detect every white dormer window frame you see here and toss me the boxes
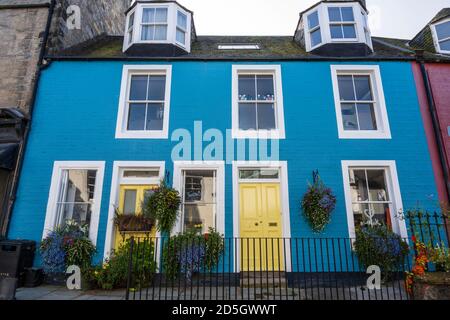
[123,2,192,53]
[303,2,372,52]
[431,18,450,55]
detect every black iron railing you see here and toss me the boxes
[124,211,449,301]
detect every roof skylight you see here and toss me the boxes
[218,44,260,50]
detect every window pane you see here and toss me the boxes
[155,8,168,23]
[123,170,159,178]
[308,11,319,29]
[311,28,322,47]
[176,29,186,44]
[129,12,135,28]
[146,103,164,130]
[154,25,167,40]
[370,203,390,225]
[338,75,355,100]
[141,25,154,40]
[342,25,356,38]
[328,7,341,22]
[177,11,187,29]
[354,75,372,101]
[60,203,92,227]
[349,169,369,202]
[238,75,256,101]
[256,75,274,101]
[440,39,450,51]
[330,25,344,39]
[123,190,137,215]
[130,75,148,100]
[128,103,146,130]
[341,103,358,130]
[435,21,450,40]
[142,8,155,23]
[147,75,166,100]
[257,103,276,130]
[352,203,370,227]
[366,170,389,201]
[238,103,257,130]
[57,169,97,227]
[341,7,354,22]
[239,169,279,179]
[357,103,377,130]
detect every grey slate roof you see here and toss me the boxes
[409,8,450,55]
[52,34,428,61]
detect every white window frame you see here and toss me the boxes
[232,161,291,272]
[139,6,169,42]
[302,2,372,52]
[43,161,105,245]
[103,161,165,260]
[232,65,286,139]
[172,161,225,236]
[116,65,172,139]
[327,5,358,42]
[431,18,450,55]
[330,65,391,139]
[176,10,188,46]
[341,160,408,240]
[123,2,191,53]
[307,10,322,50]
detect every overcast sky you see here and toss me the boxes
[178,0,450,39]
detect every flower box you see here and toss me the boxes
[412,273,450,300]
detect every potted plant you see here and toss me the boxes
[406,237,450,300]
[354,224,409,282]
[114,209,155,233]
[301,172,336,233]
[143,178,181,234]
[40,221,96,288]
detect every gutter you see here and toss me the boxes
[416,50,450,203]
[3,0,56,237]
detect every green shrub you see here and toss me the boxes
[90,239,157,290]
[162,228,225,281]
[354,225,409,278]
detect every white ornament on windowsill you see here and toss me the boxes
[361,208,381,227]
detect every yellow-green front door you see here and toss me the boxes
[239,183,283,271]
[114,185,157,250]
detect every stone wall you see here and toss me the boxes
[48,0,130,53]
[0,4,50,113]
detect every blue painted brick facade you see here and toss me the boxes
[7,60,439,264]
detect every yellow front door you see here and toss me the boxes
[239,183,283,271]
[114,185,157,250]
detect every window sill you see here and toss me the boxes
[232,129,285,140]
[116,130,169,139]
[338,130,391,140]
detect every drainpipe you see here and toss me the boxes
[3,0,56,237]
[415,50,450,204]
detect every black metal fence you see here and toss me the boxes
[124,211,449,301]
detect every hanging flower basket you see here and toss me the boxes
[301,172,336,233]
[114,212,154,233]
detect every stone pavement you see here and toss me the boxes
[15,285,126,300]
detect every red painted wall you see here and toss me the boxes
[412,62,450,203]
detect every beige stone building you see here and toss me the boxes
[0,0,130,237]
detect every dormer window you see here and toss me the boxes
[301,1,372,53]
[432,18,450,54]
[123,1,193,54]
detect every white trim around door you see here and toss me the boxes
[232,161,291,272]
[103,161,165,260]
